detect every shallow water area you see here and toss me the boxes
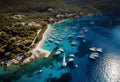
[0,13,120,82]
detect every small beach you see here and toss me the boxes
[0,14,120,82]
[30,24,51,58]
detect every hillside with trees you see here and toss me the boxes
[0,0,99,66]
[62,0,120,14]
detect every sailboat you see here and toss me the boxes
[62,53,67,67]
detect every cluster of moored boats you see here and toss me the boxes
[89,47,103,60]
[46,28,69,46]
[48,26,103,69]
[62,53,77,68]
[54,47,77,67]
[54,48,64,56]
[68,54,75,62]
[47,27,88,47]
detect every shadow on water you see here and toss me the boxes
[75,41,92,57]
[46,72,72,82]
[67,62,76,70]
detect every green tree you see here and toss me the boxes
[10,53,16,59]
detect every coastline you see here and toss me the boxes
[0,12,119,82]
[31,24,51,58]
[0,18,73,67]
[20,19,69,65]
[21,24,52,65]
[0,13,93,67]
[53,19,70,25]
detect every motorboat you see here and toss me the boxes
[68,58,74,62]
[69,54,75,58]
[96,48,103,53]
[55,41,60,45]
[54,48,64,56]
[89,52,99,60]
[58,38,63,41]
[78,35,85,38]
[89,47,103,53]
[58,48,64,53]
[89,47,96,52]
[71,41,77,46]
[54,50,61,55]
[48,38,54,42]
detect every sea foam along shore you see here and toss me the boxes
[21,24,51,65]
[53,19,70,25]
[31,24,51,58]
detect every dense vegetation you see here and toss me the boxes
[0,0,99,65]
[62,0,120,14]
[0,14,40,59]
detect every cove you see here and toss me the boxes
[0,13,120,82]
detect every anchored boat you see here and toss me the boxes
[62,53,67,67]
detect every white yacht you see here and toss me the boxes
[89,47,96,52]
[51,36,56,39]
[54,48,64,56]
[89,52,99,60]
[69,54,75,58]
[78,35,85,38]
[58,48,64,53]
[89,47,103,53]
[71,41,77,46]
[58,38,63,41]
[68,58,74,62]
[48,38,54,42]
[55,41,60,45]
[55,50,61,55]
[96,48,103,53]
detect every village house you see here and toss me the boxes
[28,22,42,27]
[56,13,64,18]
[48,17,55,23]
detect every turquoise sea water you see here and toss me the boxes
[0,13,120,82]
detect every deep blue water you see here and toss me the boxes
[0,13,120,82]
